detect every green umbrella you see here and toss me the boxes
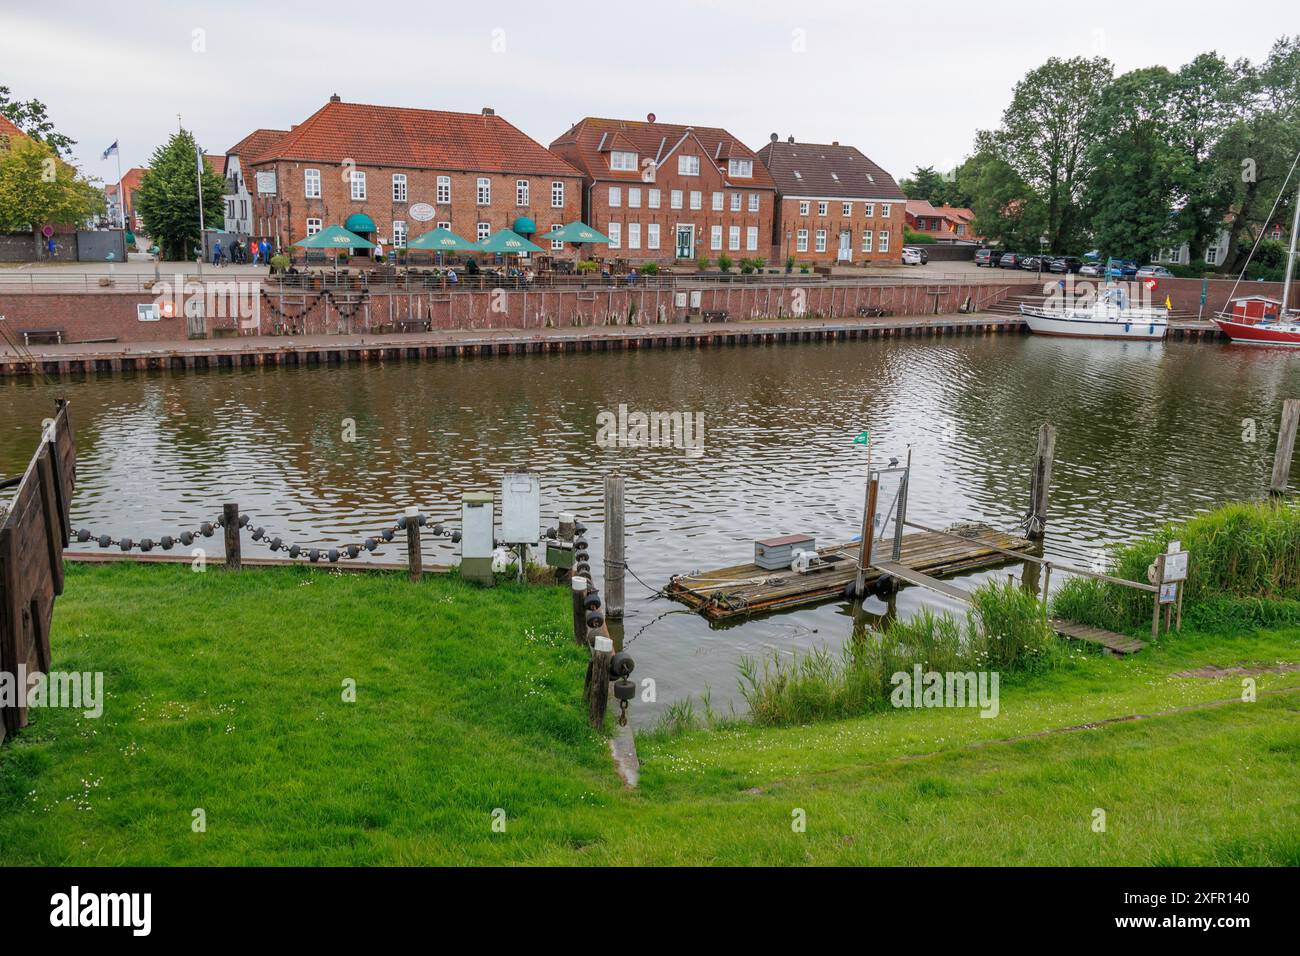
[406,226,479,252]
[478,228,543,254]
[544,221,610,244]
[293,224,374,250]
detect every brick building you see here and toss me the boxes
[241,95,584,258]
[549,116,777,264]
[904,200,979,242]
[755,137,906,265]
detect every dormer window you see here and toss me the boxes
[678,154,700,176]
[610,150,638,171]
[727,158,752,177]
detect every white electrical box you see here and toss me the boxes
[689,290,702,308]
[500,470,540,545]
[674,292,687,308]
[461,492,495,559]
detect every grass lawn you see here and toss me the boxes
[1,562,1297,865]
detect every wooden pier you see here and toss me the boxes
[1051,618,1147,655]
[666,524,1032,622]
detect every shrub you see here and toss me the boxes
[640,262,660,275]
[785,255,795,272]
[717,253,733,272]
[576,260,598,273]
[269,254,289,274]
[696,255,710,271]
[903,228,936,244]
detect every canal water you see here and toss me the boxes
[3,335,1296,723]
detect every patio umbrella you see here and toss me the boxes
[406,226,480,265]
[542,221,610,270]
[292,224,374,269]
[478,228,544,256]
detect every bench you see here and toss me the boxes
[397,320,431,334]
[702,310,729,323]
[856,306,893,318]
[23,329,64,346]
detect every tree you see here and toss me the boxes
[0,87,76,157]
[0,135,103,231]
[1084,67,1192,260]
[961,141,1046,249]
[992,56,1113,253]
[135,130,226,260]
[900,164,973,209]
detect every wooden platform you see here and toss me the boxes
[1051,618,1147,655]
[666,524,1032,622]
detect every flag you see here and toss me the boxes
[1165,295,1173,310]
[101,141,118,160]
[853,430,870,446]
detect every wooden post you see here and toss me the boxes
[854,475,879,597]
[570,576,588,646]
[556,511,575,584]
[222,502,241,571]
[604,474,625,620]
[586,634,613,727]
[405,507,422,582]
[1040,561,1052,620]
[1027,423,1056,541]
[1269,399,1299,495]
[1150,552,1166,642]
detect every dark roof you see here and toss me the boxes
[247,100,579,177]
[550,117,777,189]
[755,140,905,200]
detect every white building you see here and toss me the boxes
[223,128,286,237]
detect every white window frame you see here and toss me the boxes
[306,217,322,237]
[516,179,529,207]
[627,222,641,250]
[878,230,890,252]
[610,150,637,171]
[798,200,810,216]
[677,154,700,176]
[710,225,722,250]
[815,229,827,252]
[305,168,321,198]
[436,220,451,231]
[437,176,451,205]
[628,187,641,208]
[648,188,661,209]
[817,201,828,217]
[863,203,874,217]
[476,178,491,206]
[796,229,808,252]
[728,225,740,251]
[727,158,753,177]
[730,192,741,212]
[842,202,853,217]
[689,190,702,210]
[647,223,660,250]
[551,180,565,208]
[862,230,873,253]
[350,169,366,201]
[881,203,891,218]
[712,191,723,211]
[609,186,622,208]
[551,225,565,251]
[477,222,491,242]
[607,221,621,249]
[670,189,683,209]
[746,226,758,251]
[392,220,407,248]
[748,193,760,213]
[392,173,408,203]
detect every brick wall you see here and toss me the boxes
[248,161,584,257]
[0,291,183,343]
[773,197,905,265]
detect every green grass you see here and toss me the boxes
[1,562,1298,865]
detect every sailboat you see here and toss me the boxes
[1214,159,1300,347]
[1019,284,1168,340]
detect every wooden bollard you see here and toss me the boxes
[586,634,613,727]
[1027,423,1057,541]
[556,511,575,584]
[405,506,422,582]
[222,502,241,571]
[1270,399,1299,495]
[604,474,625,619]
[570,576,588,646]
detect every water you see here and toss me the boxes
[3,336,1296,723]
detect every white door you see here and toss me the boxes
[838,230,852,262]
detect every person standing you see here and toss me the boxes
[212,239,223,267]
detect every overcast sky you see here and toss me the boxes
[1,0,1290,186]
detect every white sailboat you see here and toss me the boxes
[1019,286,1169,340]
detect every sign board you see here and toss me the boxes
[41,225,54,238]
[500,470,540,545]
[1163,549,1188,582]
[255,171,277,195]
[1160,582,1179,605]
[409,202,436,222]
[136,303,160,322]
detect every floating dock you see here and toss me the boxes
[666,524,1033,622]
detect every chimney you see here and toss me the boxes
[482,107,495,116]
[832,140,839,146]
[329,93,341,103]
[787,135,794,143]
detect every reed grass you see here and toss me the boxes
[1053,499,1300,633]
[738,580,1059,725]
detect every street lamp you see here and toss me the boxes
[1037,234,1049,280]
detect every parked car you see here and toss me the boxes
[974,248,1003,267]
[1049,256,1084,274]
[1105,258,1139,278]
[1078,261,1104,277]
[998,252,1025,269]
[903,245,929,265]
[1020,255,1055,271]
[1136,264,1174,279]
[901,247,924,265]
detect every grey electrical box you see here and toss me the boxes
[500,470,540,545]
[754,534,816,570]
[461,491,495,585]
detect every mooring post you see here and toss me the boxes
[1150,552,1166,642]
[1027,422,1057,541]
[222,502,241,571]
[556,511,575,584]
[855,475,880,597]
[586,634,613,727]
[570,575,588,646]
[1269,399,1299,495]
[604,473,625,620]
[405,506,422,583]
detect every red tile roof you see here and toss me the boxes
[204,154,226,176]
[755,140,905,200]
[550,116,777,189]
[0,113,27,146]
[226,128,287,160]
[249,100,579,177]
[905,199,940,218]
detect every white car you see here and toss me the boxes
[901,247,923,265]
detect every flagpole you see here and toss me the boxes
[115,147,124,230]
[194,135,205,280]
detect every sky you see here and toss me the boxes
[1,0,1292,187]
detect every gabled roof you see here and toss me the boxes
[906,199,940,218]
[550,117,777,188]
[226,128,287,160]
[204,154,226,176]
[933,205,974,222]
[755,140,905,200]
[0,114,28,147]
[248,99,579,177]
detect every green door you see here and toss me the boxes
[675,224,694,259]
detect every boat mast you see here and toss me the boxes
[1283,176,1300,314]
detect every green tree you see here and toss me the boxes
[0,87,77,156]
[961,141,1046,249]
[0,135,103,231]
[136,130,226,260]
[991,56,1113,252]
[900,164,973,209]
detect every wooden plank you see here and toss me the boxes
[873,560,973,603]
[1052,617,1147,655]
